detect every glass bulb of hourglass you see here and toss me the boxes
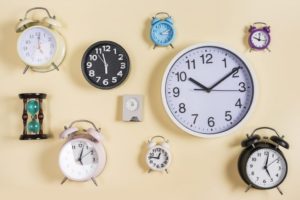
[27,100,39,115]
[27,120,40,133]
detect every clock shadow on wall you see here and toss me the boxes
[0,20,23,72]
[147,45,192,137]
[142,18,153,49]
[242,26,250,53]
[39,142,62,182]
[68,44,95,89]
[225,135,250,190]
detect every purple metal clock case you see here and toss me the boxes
[248,22,271,51]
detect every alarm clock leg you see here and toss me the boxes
[170,44,174,48]
[61,177,68,185]
[23,65,30,74]
[266,48,271,52]
[91,177,98,186]
[245,184,252,192]
[51,63,59,71]
[148,169,152,173]
[276,186,283,195]
[153,45,157,49]
[165,169,169,174]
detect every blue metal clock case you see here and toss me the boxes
[150,13,175,48]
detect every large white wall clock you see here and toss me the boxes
[161,43,256,138]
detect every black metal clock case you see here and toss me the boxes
[238,127,289,193]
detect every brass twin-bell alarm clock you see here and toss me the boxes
[16,7,66,74]
[59,120,106,186]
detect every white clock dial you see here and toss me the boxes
[59,139,100,181]
[250,30,270,48]
[126,98,139,111]
[162,44,255,137]
[246,148,287,189]
[17,26,56,66]
[146,146,171,171]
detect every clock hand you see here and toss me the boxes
[97,54,108,74]
[81,150,93,159]
[149,156,159,159]
[157,153,161,159]
[267,158,279,167]
[188,78,210,92]
[161,30,170,35]
[102,53,109,74]
[194,89,240,92]
[253,36,261,41]
[265,153,269,167]
[264,167,273,179]
[77,144,85,165]
[208,67,240,92]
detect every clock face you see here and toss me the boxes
[59,139,101,181]
[151,22,174,46]
[126,98,139,112]
[146,146,171,171]
[162,44,255,137]
[81,41,130,89]
[246,148,287,189]
[249,30,270,49]
[17,26,56,66]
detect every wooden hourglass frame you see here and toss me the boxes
[19,93,48,140]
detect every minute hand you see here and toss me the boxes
[208,67,240,92]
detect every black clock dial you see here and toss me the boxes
[81,41,130,89]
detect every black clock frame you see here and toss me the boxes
[81,40,130,89]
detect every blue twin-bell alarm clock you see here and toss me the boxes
[150,12,175,49]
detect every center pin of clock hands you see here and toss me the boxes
[190,67,241,93]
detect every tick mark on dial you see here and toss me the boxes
[244,106,247,109]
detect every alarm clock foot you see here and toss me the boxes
[165,169,169,174]
[266,48,271,52]
[61,177,68,185]
[276,186,283,195]
[153,45,157,49]
[91,177,98,186]
[170,44,174,49]
[51,63,59,71]
[23,65,30,74]
[148,169,152,173]
[245,184,252,192]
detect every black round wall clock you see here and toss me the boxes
[81,41,130,89]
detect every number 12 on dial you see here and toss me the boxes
[161,43,256,137]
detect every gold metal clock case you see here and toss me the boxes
[16,7,66,74]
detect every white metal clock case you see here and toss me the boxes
[146,136,172,173]
[238,127,289,195]
[16,7,66,74]
[161,43,256,138]
[59,120,106,186]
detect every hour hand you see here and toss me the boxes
[188,78,210,92]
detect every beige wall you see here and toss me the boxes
[0,0,299,199]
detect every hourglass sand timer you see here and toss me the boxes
[19,93,48,140]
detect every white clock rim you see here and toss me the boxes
[161,42,258,138]
[58,137,107,182]
[17,25,60,68]
[146,145,172,171]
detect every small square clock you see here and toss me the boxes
[122,95,143,122]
